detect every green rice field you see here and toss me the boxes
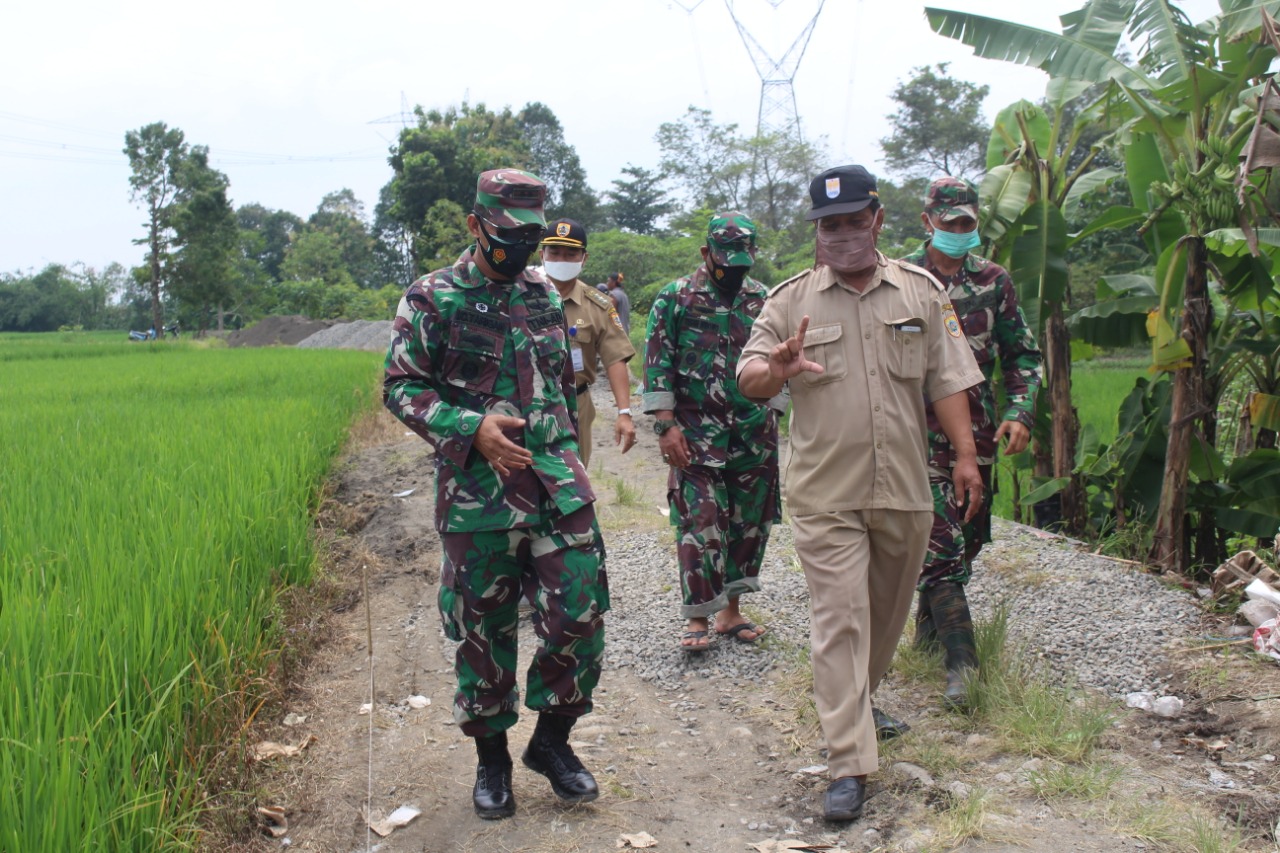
[993,356,1152,521]
[0,334,381,850]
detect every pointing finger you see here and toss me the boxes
[795,315,810,347]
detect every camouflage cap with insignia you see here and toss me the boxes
[925,176,980,222]
[706,210,757,267]
[473,169,547,229]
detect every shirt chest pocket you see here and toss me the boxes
[444,323,504,394]
[801,322,847,386]
[881,317,925,380]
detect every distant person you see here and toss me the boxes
[644,212,784,653]
[539,218,637,466]
[900,176,1043,709]
[608,272,631,335]
[738,164,983,823]
[383,169,606,820]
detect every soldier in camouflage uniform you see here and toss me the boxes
[539,218,637,467]
[643,212,785,653]
[901,176,1043,709]
[384,169,606,820]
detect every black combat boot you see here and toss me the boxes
[925,581,979,709]
[521,712,599,802]
[473,732,515,819]
[913,591,938,651]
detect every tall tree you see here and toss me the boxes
[880,64,991,181]
[656,107,751,213]
[607,165,673,236]
[169,147,239,331]
[310,189,375,288]
[124,122,188,333]
[519,102,602,228]
[656,107,822,245]
[236,203,304,282]
[384,103,529,271]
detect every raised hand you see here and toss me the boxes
[768,315,825,381]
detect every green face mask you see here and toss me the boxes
[931,227,981,259]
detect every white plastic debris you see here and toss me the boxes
[1252,618,1280,661]
[1241,599,1280,628]
[358,703,373,715]
[616,831,658,848]
[1152,696,1184,717]
[392,489,415,498]
[406,695,430,709]
[1245,578,1280,608]
[1125,692,1156,712]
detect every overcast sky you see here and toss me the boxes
[1,0,1221,275]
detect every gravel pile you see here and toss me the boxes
[602,515,1201,698]
[297,319,394,352]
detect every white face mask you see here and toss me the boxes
[543,260,584,282]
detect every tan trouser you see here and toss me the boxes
[791,508,932,778]
[577,391,596,467]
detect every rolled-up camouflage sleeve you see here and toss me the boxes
[383,285,485,466]
[643,282,680,413]
[993,271,1043,428]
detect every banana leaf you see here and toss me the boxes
[926,7,1154,90]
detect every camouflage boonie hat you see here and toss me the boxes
[925,176,980,222]
[706,211,757,267]
[474,169,547,229]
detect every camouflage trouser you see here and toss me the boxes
[438,504,609,737]
[668,446,780,618]
[919,465,993,590]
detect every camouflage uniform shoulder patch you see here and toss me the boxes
[768,269,811,297]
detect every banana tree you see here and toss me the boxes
[932,0,1137,533]
[929,0,1280,572]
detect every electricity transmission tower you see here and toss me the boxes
[724,0,825,146]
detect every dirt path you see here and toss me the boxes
[236,400,1280,852]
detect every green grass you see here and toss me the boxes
[0,337,381,850]
[994,357,1150,521]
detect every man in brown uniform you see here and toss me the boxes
[738,164,984,822]
[540,219,637,465]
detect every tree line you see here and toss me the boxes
[8,0,1280,577]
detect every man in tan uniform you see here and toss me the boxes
[540,219,636,465]
[738,165,984,823]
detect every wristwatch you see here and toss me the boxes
[653,418,677,436]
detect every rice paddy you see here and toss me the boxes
[0,336,380,850]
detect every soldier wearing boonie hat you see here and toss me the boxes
[538,218,637,467]
[643,210,785,658]
[736,165,985,823]
[902,176,1042,712]
[384,168,608,821]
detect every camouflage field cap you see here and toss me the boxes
[706,211,758,267]
[925,176,980,222]
[473,169,547,229]
[540,218,587,249]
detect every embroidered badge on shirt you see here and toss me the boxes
[610,308,623,330]
[942,303,962,338]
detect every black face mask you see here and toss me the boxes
[476,219,539,280]
[708,260,750,294]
